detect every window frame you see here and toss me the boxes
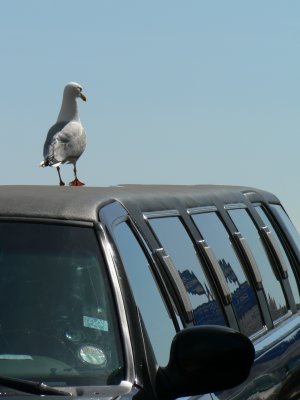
[188,206,267,338]
[252,203,299,312]
[98,202,183,371]
[225,205,293,326]
[267,204,300,284]
[114,216,182,331]
[144,209,239,330]
[145,211,231,327]
[0,216,131,393]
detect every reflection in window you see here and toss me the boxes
[148,217,226,327]
[228,209,288,322]
[192,212,263,337]
[113,222,176,367]
[255,206,300,308]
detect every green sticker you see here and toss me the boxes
[83,316,108,332]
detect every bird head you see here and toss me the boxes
[64,82,87,102]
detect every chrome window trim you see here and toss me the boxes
[252,202,261,207]
[232,231,263,289]
[224,203,247,210]
[273,309,293,327]
[96,222,135,384]
[260,226,289,277]
[0,216,94,227]
[152,248,194,324]
[244,191,259,197]
[249,325,268,342]
[196,239,231,305]
[187,206,218,214]
[255,313,300,356]
[143,210,180,219]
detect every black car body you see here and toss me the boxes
[0,184,299,399]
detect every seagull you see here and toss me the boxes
[40,82,87,186]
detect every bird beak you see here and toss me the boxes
[80,93,87,102]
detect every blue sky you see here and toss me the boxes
[1,1,300,227]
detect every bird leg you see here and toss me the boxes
[57,167,65,186]
[69,165,85,186]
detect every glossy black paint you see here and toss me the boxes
[157,325,255,399]
[0,185,299,400]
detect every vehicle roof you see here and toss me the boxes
[0,185,280,222]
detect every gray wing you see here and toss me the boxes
[43,121,86,165]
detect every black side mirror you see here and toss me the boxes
[157,325,255,399]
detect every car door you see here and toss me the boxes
[99,200,216,400]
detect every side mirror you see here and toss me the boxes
[157,325,255,399]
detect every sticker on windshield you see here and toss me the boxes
[0,354,33,360]
[79,345,107,366]
[83,316,108,332]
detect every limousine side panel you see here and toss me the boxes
[99,201,255,399]
[98,190,300,400]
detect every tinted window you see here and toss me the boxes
[148,217,226,326]
[270,204,300,251]
[228,209,288,322]
[255,206,300,308]
[192,212,263,336]
[113,222,176,366]
[0,222,123,387]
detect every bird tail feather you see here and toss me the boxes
[52,161,62,168]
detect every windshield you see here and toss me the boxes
[0,221,124,389]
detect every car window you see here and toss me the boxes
[0,221,123,387]
[270,204,300,253]
[227,209,288,322]
[148,216,226,326]
[191,211,263,337]
[255,206,300,308]
[113,221,176,367]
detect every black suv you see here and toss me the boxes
[0,184,299,399]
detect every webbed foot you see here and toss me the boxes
[69,179,85,186]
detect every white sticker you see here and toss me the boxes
[83,316,108,332]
